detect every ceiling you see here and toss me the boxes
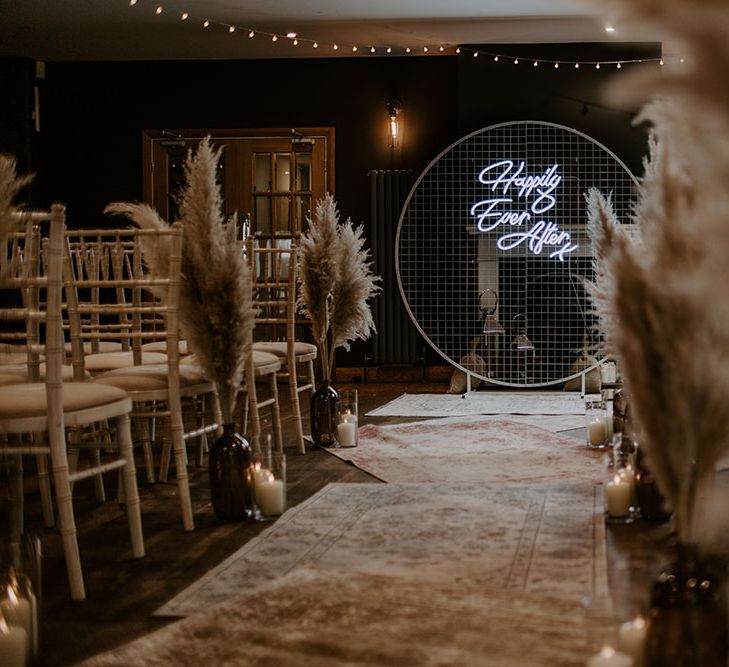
[0,0,667,62]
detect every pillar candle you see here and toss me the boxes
[257,473,285,515]
[618,466,637,507]
[606,475,632,518]
[0,586,31,656]
[618,617,646,667]
[337,421,357,447]
[0,616,26,667]
[587,418,607,446]
[586,645,633,667]
[341,411,357,424]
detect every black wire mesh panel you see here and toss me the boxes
[396,120,637,387]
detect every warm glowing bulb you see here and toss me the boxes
[352,45,357,52]
[272,34,278,41]
[155,5,163,15]
[370,47,375,53]
[680,57,685,63]
[386,47,392,53]
[659,58,664,65]
[181,12,188,20]
[203,19,209,27]
[333,44,338,50]
[533,60,538,67]
[514,58,518,65]
[129,0,137,5]
[554,62,559,68]
[605,26,615,33]
[248,30,254,37]
[228,25,235,33]
[455,47,460,54]
[406,47,411,53]
[423,46,429,53]
[293,39,298,45]
[617,62,622,69]
[286,32,297,38]
[313,41,318,48]
[493,55,499,62]
[439,45,444,52]
[596,63,600,69]
[574,62,579,68]
[473,52,479,58]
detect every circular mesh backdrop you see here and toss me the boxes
[396,120,637,387]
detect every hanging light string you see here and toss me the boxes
[129,0,681,67]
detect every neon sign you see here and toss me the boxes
[469,160,578,261]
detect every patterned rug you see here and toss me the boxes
[156,482,607,618]
[327,415,604,484]
[85,569,591,667]
[366,391,593,419]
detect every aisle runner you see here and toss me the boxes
[367,391,592,419]
[88,571,590,666]
[156,482,607,618]
[328,416,604,484]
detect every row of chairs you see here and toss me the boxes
[0,205,317,600]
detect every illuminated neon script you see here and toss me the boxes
[469,160,578,261]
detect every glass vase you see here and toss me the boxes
[310,379,338,447]
[208,423,255,521]
[645,543,728,667]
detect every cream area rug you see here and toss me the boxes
[327,416,604,484]
[156,482,607,618]
[85,569,591,667]
[366,391,594,420]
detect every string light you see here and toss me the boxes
[124,3,681,65]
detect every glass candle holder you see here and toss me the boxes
[336,389,358,448]
[0,571,37,663]
[605,471,636,524]
[585,399,609,449]
[253,452,286,521]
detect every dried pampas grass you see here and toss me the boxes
[107,137,255,424]
[298,193,380,380]
[0,154,34,265]
[588,19,729,544]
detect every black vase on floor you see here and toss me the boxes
[209,424,255,521]
[310,379,338,447]
[645,543,728,667]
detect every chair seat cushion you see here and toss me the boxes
[253,341,318,358]
[141,340,190,356]
[0,382,128,418]
[0,363,90,381]
[182,351,280,372]
[93,363,208,391]
[84,351,167,372]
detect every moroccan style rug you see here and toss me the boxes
[327,416,604,484]
[366,391,593,420]
[156,482,607,618]
[86,569,592,667]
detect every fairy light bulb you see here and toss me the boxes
[272,34,278,41]
[473,51,478,58]
[439,45,444,52]
[533,60,538,67]
[514,58,518,65]
[352,45,357,52]
[229,25,235,33]
[574,62,579,68]
[286,32,297,38]
[333,44,338,50]
[248,30,254,38]
[424,46,429,53]
[405,47,411,53]
[313,41,318,48]
[493,55,498,62]
[617,62,622,69]
[181,12,188,20]
[554,62,559,68]
[386,47,392,54]
[293,39,298,45]
[596,63,601,69]
[155,5,163,15]
[680,57,685,63]
[370,47,375,53]
[659,58,664,66]
[129,0,137,5]
[455,47,460,54]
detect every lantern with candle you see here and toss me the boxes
[335,389,358,448]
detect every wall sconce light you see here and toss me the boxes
[386,98,402,148]
[479,288,504,335]
[512,313,535,352]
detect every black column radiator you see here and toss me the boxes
[369,169,420,365]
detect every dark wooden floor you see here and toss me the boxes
[2,381,677,666]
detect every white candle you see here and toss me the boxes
[341,411,357,424]
[586,645,633,667]
[252,462,270,492]
[606,475,632,518]
[0,586,31,656]
[619,617,646,667]
[0,616,26,667]
[618,466,637,507]
[257,473,285,515]
[587,418,607,446]
[337,421,357,447]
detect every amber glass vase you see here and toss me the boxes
[209,424,255,521]
[310,379,338,447]
[645,543,728,666]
